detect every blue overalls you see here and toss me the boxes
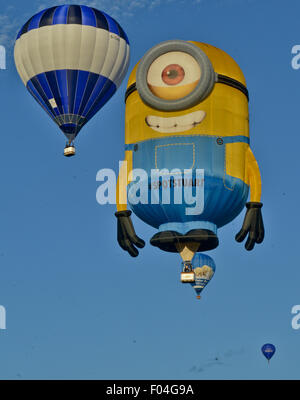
[126,134,249,235]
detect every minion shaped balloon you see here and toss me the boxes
[115,40,264,284]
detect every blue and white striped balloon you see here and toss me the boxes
[14,5,130,142]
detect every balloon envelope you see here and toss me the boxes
[190,253,216,297]
[14,5,130,141]
[261,344,276,361]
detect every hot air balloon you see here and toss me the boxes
[181,253,215,299]
[261,344,276,363]
[114,40,264,298]
[14,5,130,157]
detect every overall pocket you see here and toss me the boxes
[155,142,195,171]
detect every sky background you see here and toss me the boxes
[0,0,299,380]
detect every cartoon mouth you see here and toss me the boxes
[145,110,206,133]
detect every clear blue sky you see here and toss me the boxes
[0,0,299,379]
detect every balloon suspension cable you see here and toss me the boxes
[177,242,199,262]
[64,139,76,157]
[65,139,75,148]
[182,260,193,272]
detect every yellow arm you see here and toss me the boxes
[116,150,133,211]
[245,147,262,202]
[115,150,145,257]
[236,146,264,250]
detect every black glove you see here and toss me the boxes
[115,210,145,257]
[235,202,264,251]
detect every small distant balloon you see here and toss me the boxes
[261,344,276,362]
[190,253,216,299]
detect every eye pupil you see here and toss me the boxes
[162,64,185,85]
[167,69,177,78]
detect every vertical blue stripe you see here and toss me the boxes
[39,7,57,27]
[80,5,97,27]
[30,75,58,116]
[67,5,82,25]
[81,75,108,116]
[44,71,63,115]
[34,73,53,101]
[67,70,79,114]
[77,73,99,116]
[91,8,109,31]
[102,12,119,35]
[16,16,34,39]
[27,80,56,119]
[73,70,90,115]
[35,73,62,115]
[55,70,68,114]
[116,22,130,45]
[28,10,45,31]
[85,82,116,121]
[52,5,69,25]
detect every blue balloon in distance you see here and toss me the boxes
[261,344,276,362]
[14,5,130,143]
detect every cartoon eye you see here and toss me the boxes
[147,51,201,100]
[161,64,185,85]
[136,40,216,111]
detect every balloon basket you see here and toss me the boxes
[181,271,195,283]
[181,261,195,283]
[64,146,76,157]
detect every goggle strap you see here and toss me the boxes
[125,76,249,103]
